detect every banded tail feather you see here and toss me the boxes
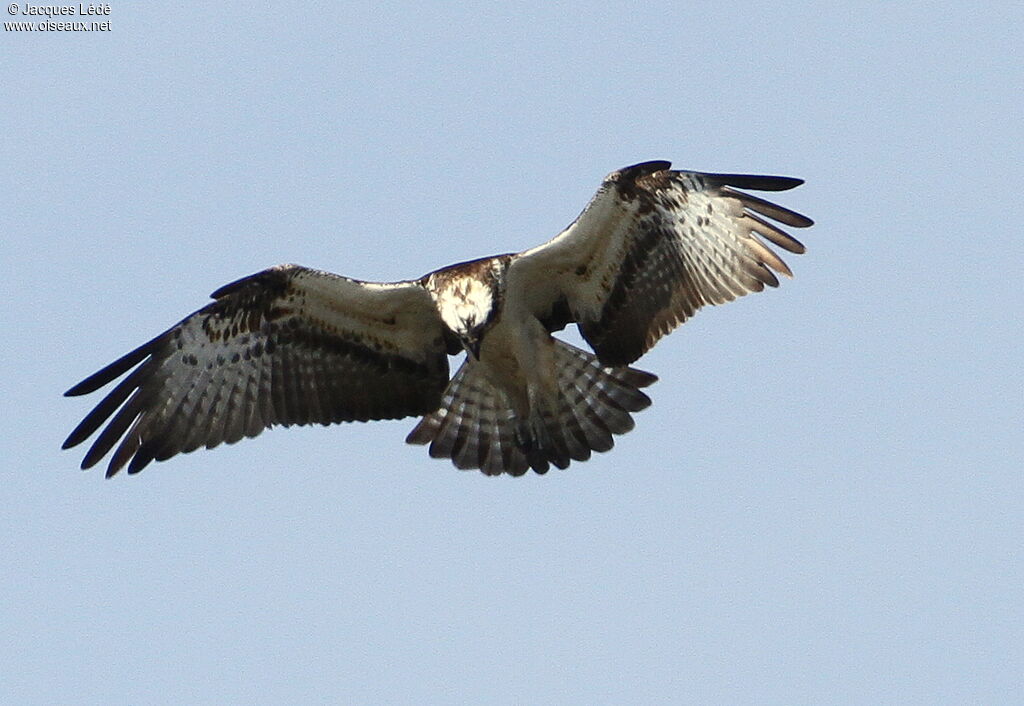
[406,340,657,476]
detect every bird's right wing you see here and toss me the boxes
[63,264,451,476]
[507,161,812,366]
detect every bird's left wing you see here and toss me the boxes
[63,264,451,476]
[506,161,813,366]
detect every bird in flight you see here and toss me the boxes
[64,161,812,477]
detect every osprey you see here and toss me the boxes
[64,161,812,477]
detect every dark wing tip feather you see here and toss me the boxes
[68,264,297,397]
[62,365,152,450]
[720,186,814,228]
[125,447,155,475]
[618,368,658,388]
[703,173,805,192]
[64,335,162,397]
[610,160,673,182]
[209,263,297,300]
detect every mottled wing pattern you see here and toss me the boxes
[63,264,450,476]
[406,340,656,476]
[406,358,528,475]
[509,161,813,366]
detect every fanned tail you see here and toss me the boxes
[406,340,657,476]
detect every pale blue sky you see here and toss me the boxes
[3,2,1021,703]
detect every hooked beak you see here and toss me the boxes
[463,335,482,361]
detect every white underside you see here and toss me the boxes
[476,308,558,421]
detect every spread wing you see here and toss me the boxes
[63,264,451,477]
[506,160,813,366]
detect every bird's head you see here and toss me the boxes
[432,272,499,360]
